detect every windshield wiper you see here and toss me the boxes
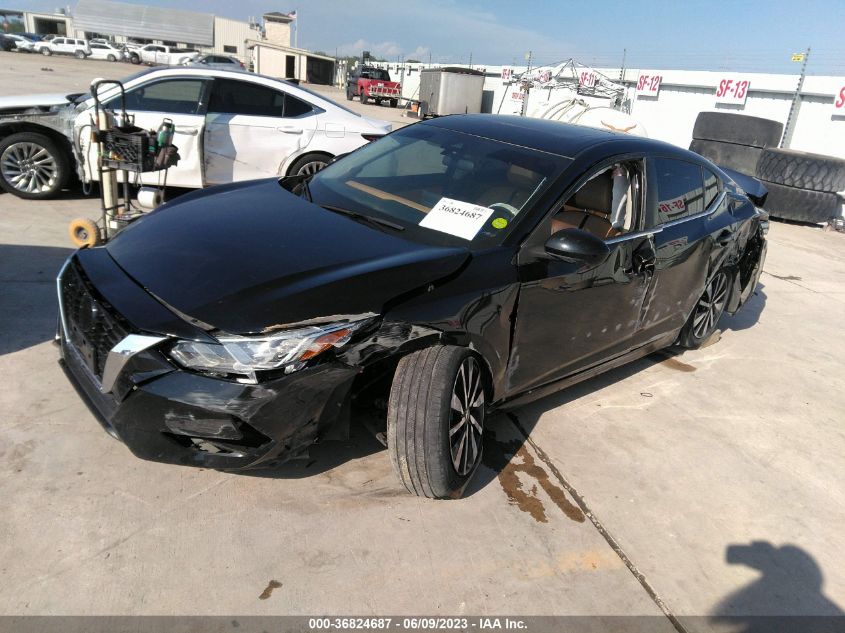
[320,205,405,232]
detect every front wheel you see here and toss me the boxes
[0,132,70,199]
[129,54,140,64]
[387,346,486,499]
[678,269,731,348]
[107,54,116,62]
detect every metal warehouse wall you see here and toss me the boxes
[367,61,845,159]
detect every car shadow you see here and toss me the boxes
[720,281,767,333]
[0,243,75,356]
[706,541,845,632]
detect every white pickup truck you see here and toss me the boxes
[129,44,199,66]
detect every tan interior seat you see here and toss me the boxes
[551,171,620,239]
[474,164,537,210]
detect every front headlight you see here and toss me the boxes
[169,319,370,381]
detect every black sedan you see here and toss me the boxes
[57,115,767,498]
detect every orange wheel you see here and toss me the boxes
[68,217,101,248]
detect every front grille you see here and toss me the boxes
[60,260,130,379]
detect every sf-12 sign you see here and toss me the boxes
[833,83,845,116]
[636,72,662,97]
[716,77,750,105]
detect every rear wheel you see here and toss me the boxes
[41,48,52,56]
[389,98,399,108]
[387,346,486,499]
[287,153,331,177]
[0,132,70,199]
[679,270,730,348]
[74,50,85,59]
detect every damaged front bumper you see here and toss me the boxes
[57,251,357,471]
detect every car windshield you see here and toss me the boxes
[307,124,568,248]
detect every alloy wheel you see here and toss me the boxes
[692,271,729,339]
[1,142,58,194]
[296,160,328,177]
[449,356,484,476]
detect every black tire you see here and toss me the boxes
[130,53,140,64]
[107,54,116,62]
[0,131,71,199]
[758,180,840,224]
[40,48,52,56]
[389,99,399,108]
[692,112,783,147]
[678,269,731,349]
[689,139,763,175]
[387,346,486,499]
[74,50,85,59]
[287,152,332,177]
[755,148,845,193]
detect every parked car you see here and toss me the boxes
[185,53,245,70]
[32,37,91,58]
[88,41,123,62]
[55,115,768,498]
[0,66,392,198]
[0,35,15,52]
[2,33,35,52]
[129,44,199,66]
[346,65,401,107]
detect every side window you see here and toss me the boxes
[54,38,65,45]
[121,79,206,115]
[208,79,284,117]
[650,157,705,226]
[703,168,721,209]
[283,93,313,118]
[223,45,237,54]
[550,161,642,240]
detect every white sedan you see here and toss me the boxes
[0,67,393,198]
[88,42,124,62]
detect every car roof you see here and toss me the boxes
[425,113,693,160]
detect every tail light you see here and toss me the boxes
[361,134,384,142]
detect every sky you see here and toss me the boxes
[12,0,845,74]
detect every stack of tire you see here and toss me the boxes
[689,112,783,176]
[755,149,845,224]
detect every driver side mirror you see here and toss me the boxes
[545,228,610,265]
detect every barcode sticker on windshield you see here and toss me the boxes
[419,198,494,240]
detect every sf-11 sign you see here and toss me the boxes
[833,83,845,116]
[579,71,597,89]
[636,73,662,97]
[716,77,750,105]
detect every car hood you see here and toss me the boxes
[105,179,469,335]
[0,93,70,111]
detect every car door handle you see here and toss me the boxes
[277,126,303,134]
[175,128,198,136]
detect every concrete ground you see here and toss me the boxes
[1,53,844,629]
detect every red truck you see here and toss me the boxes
[346,66,401,107]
